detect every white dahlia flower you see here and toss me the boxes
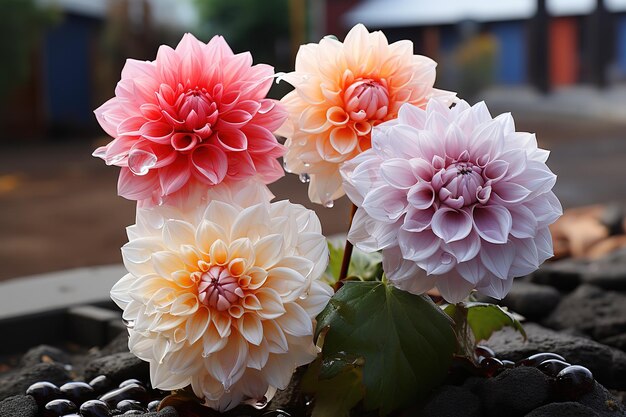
[110,180,332,411]
[341,100,562,303]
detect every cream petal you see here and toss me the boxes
[276,303,313,337]
[162,219,196,250]
[265,267,306,302]
[151,251,186,279]
[238,313,263,346]
[202,323,228,355]
[255,288,286,320]
[185,306,211,344]
[253,234,284,269]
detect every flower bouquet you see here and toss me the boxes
[93,24,561,416]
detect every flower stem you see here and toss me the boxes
[338,204,358,282]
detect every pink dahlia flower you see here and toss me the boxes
[341,100,562,303]
[278,24,456,205]
[94,33,287,205]
[111,180,332,411]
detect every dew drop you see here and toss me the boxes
[122,319,135,329]
[283,160,293,173]
[303,162,311,168]
[250,396,268,410]
[299,173,311,183]
[323,200,334,208]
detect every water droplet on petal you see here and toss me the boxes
[283,160,293,173]
[299,173,310,183]
[122,319,135,329]
[248,396,268,410]
[128,149,157,176]
[303,162,311,168]
[323,200,334,208]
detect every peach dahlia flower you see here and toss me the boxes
[94,33,287,206]
[110,180,332,411]
[279,24,456,205]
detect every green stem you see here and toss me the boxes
[338,204,358,284]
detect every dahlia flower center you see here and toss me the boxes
[178,88,219,130]
[344,78,389,121]
[438,161,484,208]
[197,265,244,311]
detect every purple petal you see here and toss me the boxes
[479,242,515,279]
[380,158,416,189]
[402,206,435,232]
[446,230,481,262]
[509,204,538,239]
[431,207,473,243]
[398,229,440,262]
[472,205,512,244]
[435,271,475,303]
[407,182,435,209]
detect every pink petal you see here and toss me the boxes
[431,207,472,243]
[402,205,435,232]
[118,167,158,200]
[191,144,228,185]
[380,158,416,189]
[509,237,539,277]
[492,182,532,204]
[476,273,514,300]
[217,129,248,152]
[508,204,538,239]
[362,185,407,222]
[472,205,512,244]
[446,230,481,262]
[456,257,487,284]
[435,271,475,303]
[159,156,191,195]
[407,182,435,209]
[398,229,440,262]
[479,242,515,279]
[140,121,174,144]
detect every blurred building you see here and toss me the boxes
[2,0,196,141]
[323,0,626,93]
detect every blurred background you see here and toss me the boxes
[1,0,626,281]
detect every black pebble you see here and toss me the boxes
[147,400,160,411]
[26,381,61,407]
[116,399,146,413]
[555,365,595,400]
[119,379,144,389]
[43,398,77,416]
[79,399,112,417]
[99,384,148,408]
[517,352,566,367]
[537,359,571,377]
[59,381,95,405]
[89,376,114,395]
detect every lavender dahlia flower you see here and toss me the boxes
[341,100,562,303]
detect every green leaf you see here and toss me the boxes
[301,358,365,417]
[316,281,456,415]
[324,240,383,285]
[444,302,526,343]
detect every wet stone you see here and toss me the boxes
[530,259,587,291]
[499,281,562,320]
[420,385,482,417]
[481,367,551,417]
[544,285,626,341]
[21,345,70,367]
[0,394,39,417]
[524,402,600,417]
[0,362,70,399]
[84,353,149,385]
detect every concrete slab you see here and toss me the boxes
[0,264,125,320]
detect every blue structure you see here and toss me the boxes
[491,22,527,85]
[42,14,100,131]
